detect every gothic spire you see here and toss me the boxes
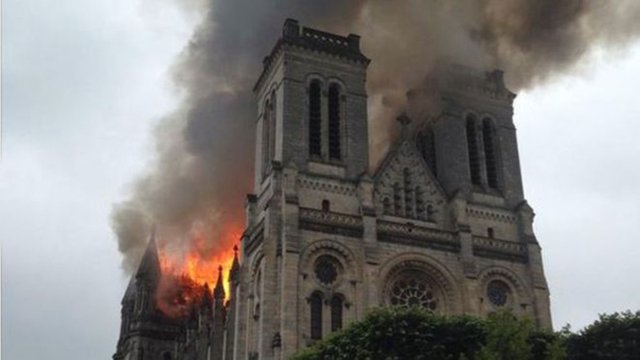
[229,245,240,283]
[135,225,161,282]
[121,276,137,305]
[214,265,225,300]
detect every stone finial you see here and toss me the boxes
[347,34,361,51]
[230,245,240,283]
[214,266,225,300]
[283,18,300,39]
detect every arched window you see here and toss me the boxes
[261,99,272,178]
[418,126,437,177]
[310,292,323,340]
[466,116,481,185]
[328,84,342,160]
[269,92,277,162]
[322,200,330,212]
[403,168,414,218]
[309,80,322,157]
[330,294,344,332]
[483,118,499,189]
[261,92,277,179]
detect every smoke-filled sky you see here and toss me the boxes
[2,0,640,359]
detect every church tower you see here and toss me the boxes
[115,18,553,360]
[231,19,552,360]
[237,18,372,360]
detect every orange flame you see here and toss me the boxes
[156,223,242,318]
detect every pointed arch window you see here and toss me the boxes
[466,115,482,185]
[418,126,437,177]
[309,80,322,157]
[269,92,277,161]
[328,84,342,160]
[310,292,323,340]
[261,99,272,178]
[330,294,344,332]
[261,92,276,179]
[483,118,499,189]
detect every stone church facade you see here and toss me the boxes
[114,19,551,360]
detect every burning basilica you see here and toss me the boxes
[114,19,552,360]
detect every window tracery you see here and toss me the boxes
[314,255,340,286]
[486,280,511,307]
[388,270,440,311]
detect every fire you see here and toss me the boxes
[156,223,242,318]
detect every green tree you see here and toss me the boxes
[477,312,533,360]
[292,308,562,360]
[566,311,640,360]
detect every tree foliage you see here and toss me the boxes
[292,307,640,360]
[566,311,640,360]
[291,307,562,360]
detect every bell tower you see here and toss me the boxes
[253,18,370,191]
[415,64,525,208]
[238,19,372,360]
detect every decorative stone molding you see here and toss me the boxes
[466,206,517,223]
[374,140,445,222]
[297,175,357,196]
[377,220,459,253]
[477,266,531,313]
[299,207,363,237]
[299,238,363,286]
[472,236,528,263]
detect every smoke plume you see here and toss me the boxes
[112,0,640,272]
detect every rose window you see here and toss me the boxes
[389,273,438,311]
[487,280,510,307]
[314,256,340,286]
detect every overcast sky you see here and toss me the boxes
[1,1,639,359]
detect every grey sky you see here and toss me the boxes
[1,1,639,359]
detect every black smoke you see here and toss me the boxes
[112,0,640,272]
